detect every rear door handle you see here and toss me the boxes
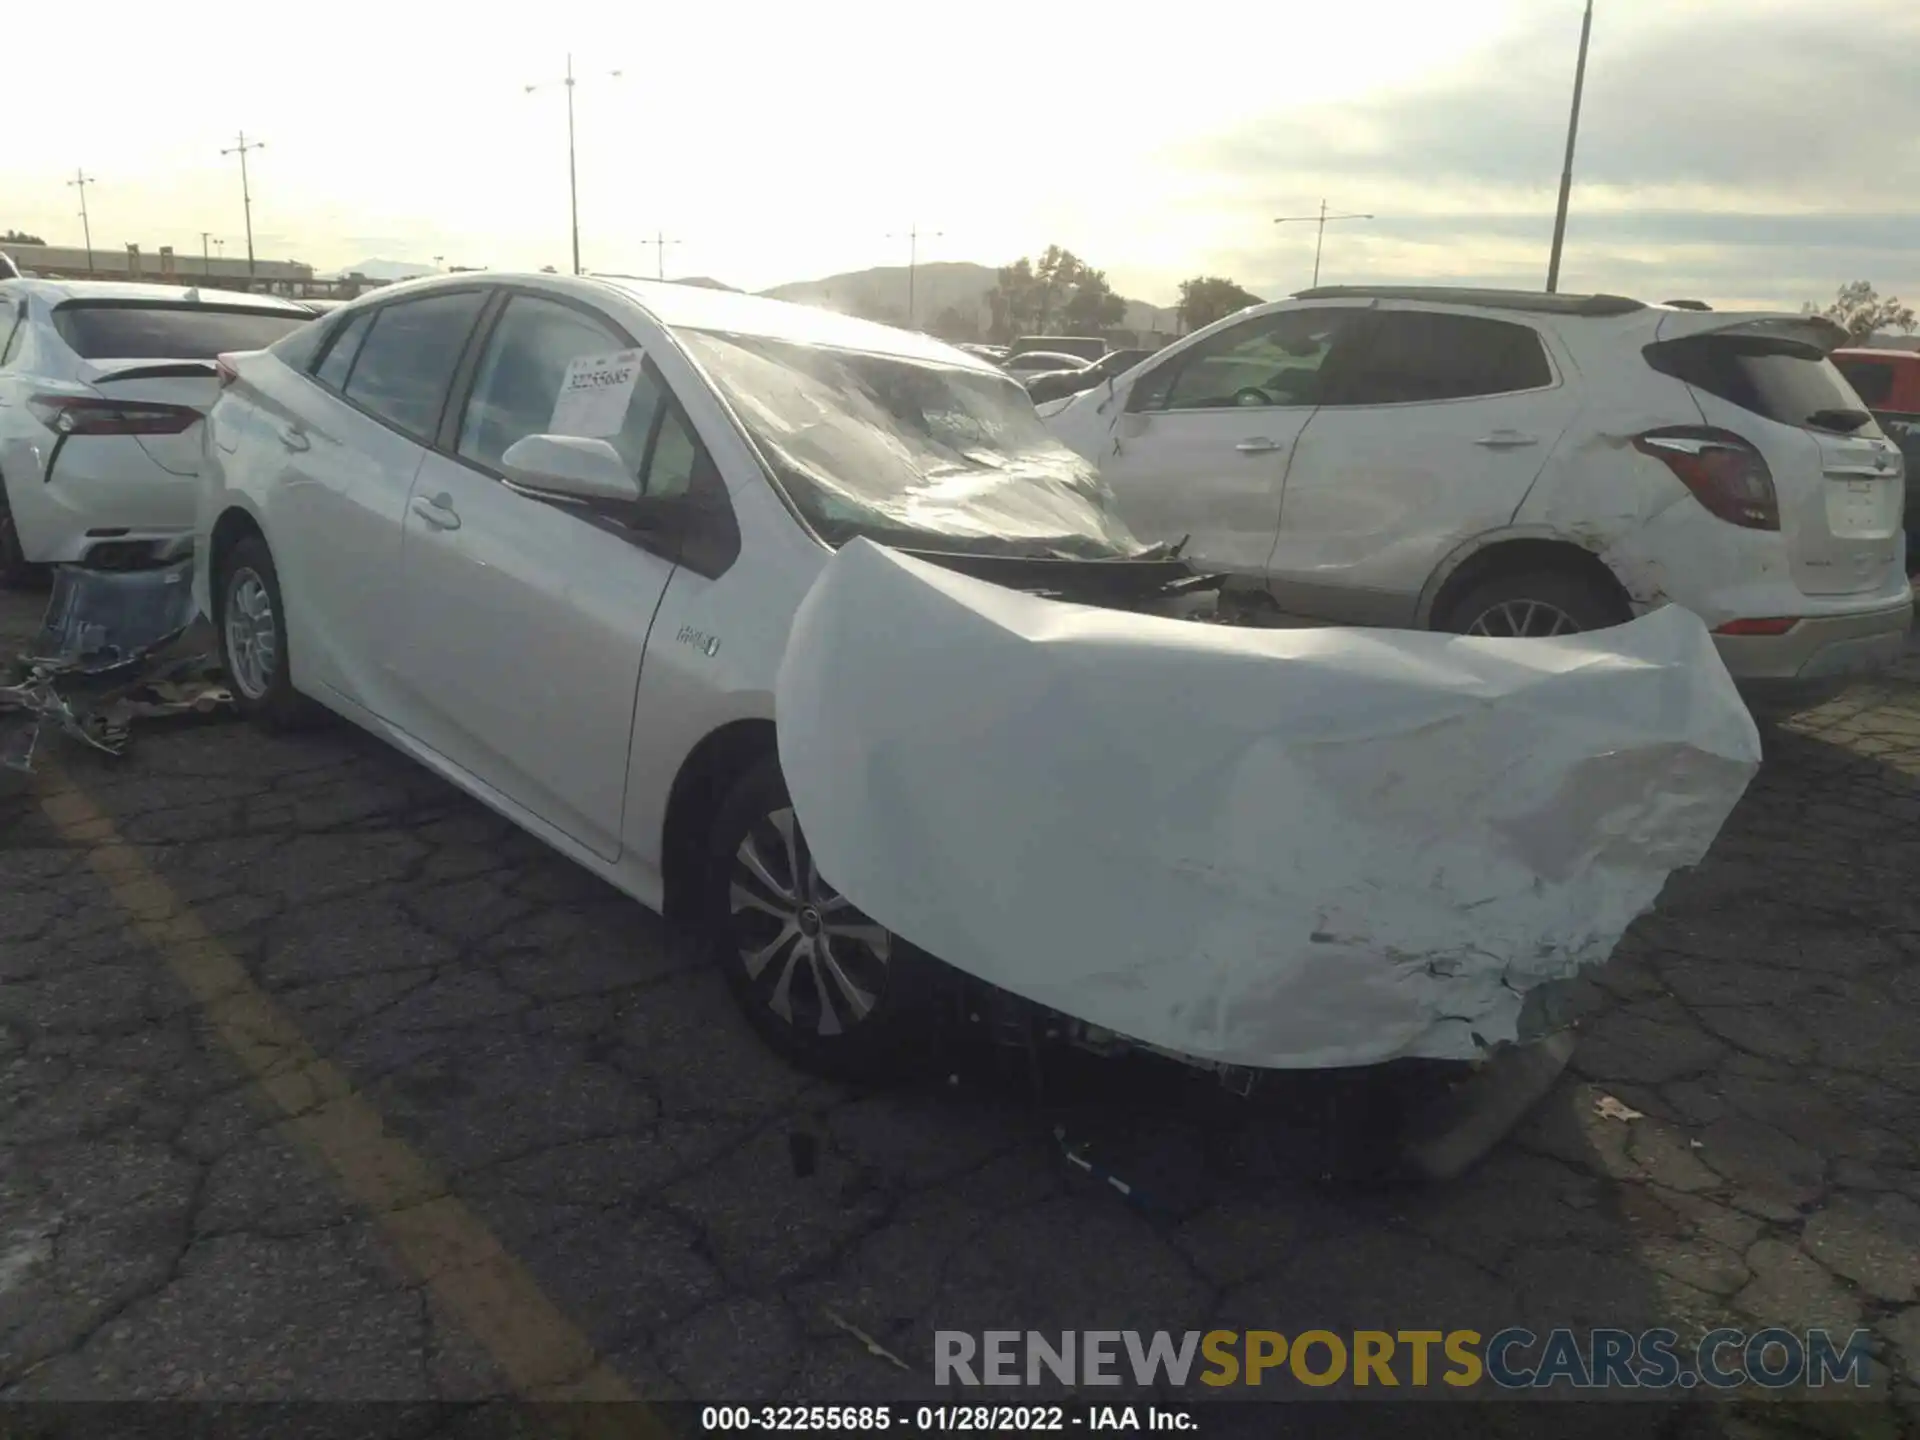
[277,424,310,453]
[1235,437,1284,454]
[410,493,461,531]
[1474,431,1538,448]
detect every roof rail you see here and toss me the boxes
[1292,285,1646,317]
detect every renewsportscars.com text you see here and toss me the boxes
[934,1328,1875,1391]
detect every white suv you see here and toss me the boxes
[1043,286,1913,707]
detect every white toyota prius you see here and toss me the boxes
[195,272,1758,1105]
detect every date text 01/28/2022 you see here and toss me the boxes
[699,1405,1195,1432]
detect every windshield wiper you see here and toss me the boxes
[1807,408,1872,433]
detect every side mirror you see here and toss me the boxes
[500,434,641,506]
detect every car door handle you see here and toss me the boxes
[1235,437,1285,453]
[277,424,310,453]
[1474,431,1538,448]
[410,493,461,531]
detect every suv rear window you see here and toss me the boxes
[51,303,311,360]
[1647,336,1875,433]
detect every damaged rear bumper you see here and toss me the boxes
[773,540,1762,1073]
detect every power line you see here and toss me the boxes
[220,132,265,277]
[525,55,623,276]
[885,223,943,327]
[1273,200,1373,287]
[641,231,682,282]
[68,170,97,277]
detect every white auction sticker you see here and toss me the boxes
[549,349,643,438]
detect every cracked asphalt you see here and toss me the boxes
[2,589,1918,1438]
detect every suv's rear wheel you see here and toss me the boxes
[216,534,320,730]
[704,756,944,1080]
[1437,569,1629,638]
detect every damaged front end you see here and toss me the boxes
[0,558,230,772]
[775,540,1762,1078]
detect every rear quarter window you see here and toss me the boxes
[51,303,312,360]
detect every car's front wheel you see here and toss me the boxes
[216,534,320,730]
[704,757,945,1080]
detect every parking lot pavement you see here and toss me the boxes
[2,584,1917,1434]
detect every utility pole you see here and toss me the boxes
[1273,200,1372,287]
[641,231,682,282]
[1545,0,1596,294]
[220,132,264,278]
[433,255,446,271]
[526,55,622,276]
[68,170,97,277]
[886,223,942,328]
[200,230,214,276]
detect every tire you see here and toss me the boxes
[703,756,948,1080]
[0,489,46,591]
[1436,568,1629,638]
[215,534,321,730]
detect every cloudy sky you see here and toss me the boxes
[5,0,1915,311]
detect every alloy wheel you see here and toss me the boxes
[224,567,278,700]
[1465,599,1584,638]
[727,807,891,1038]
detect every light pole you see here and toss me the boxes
[642,231,682,282]
[1274,200,1372,287]
[69,170,97,277]
[1545,0,1596,294]
[221,131,264,278]
[200,230,215,276]
[434,255,446,271]
[886,223,942,328]
[526,55,622,276]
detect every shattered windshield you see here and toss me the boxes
[676,329,1146,559]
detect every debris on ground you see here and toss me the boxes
[821,1307,912,1372]
[1594,1093,1645,1123]
[0,559,231,772]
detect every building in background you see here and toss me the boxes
[0,242,392,299]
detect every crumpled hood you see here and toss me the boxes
[775,541,1762,1070]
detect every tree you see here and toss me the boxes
[928,305,979,343]
[1813,281,1916,345]
[1177,276,1263,333]
[986,247,1127,342]
[2,229,46,246]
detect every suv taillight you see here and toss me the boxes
[27,395,203,436]
[1634,426,1779,530]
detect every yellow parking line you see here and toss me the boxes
[37,773,671,1433]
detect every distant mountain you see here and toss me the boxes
[331,259,438,281]
[760,260,1167,335]
[670,276,741,291]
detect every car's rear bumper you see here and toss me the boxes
[1715,592,1914,709]
[2,434,200,565]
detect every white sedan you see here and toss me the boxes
[196,273,1757,1087]
[0,280,313,585]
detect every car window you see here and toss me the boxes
[314,309,374,391]
[1330,312,1553,406]
[267,313,332,374]
[455,293,664,476]
[1137,308,1368,412]
[342,290,487,441]
[49,303,311,360]
[1834,357,1896,409]
[1647,336,1880,433]
[643,403,706,498]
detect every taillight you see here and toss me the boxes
[216,354,240,390]
[27,395,204,436]
[1634,426,1779,530]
